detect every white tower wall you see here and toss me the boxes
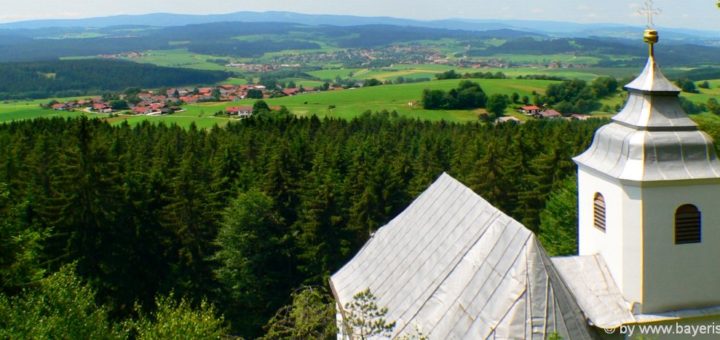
[641,183,720,312]
[577,167,643,306]
[579,168,720,313]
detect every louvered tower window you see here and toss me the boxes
[675,204,701,244]
[594,193,606,231]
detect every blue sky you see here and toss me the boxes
[1,0,718,31]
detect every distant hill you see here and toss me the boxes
[0,22,543,63]
[0,11,718,45]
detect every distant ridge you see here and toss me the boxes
[0,11,717,43]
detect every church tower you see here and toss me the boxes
[573,28,720,314]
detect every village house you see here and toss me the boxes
[282,88,300,96]
[495,116,522,124]
[520,105,542,115]
[569,113,591,121]
[540,109,562,119]
[51,103,69,111]
[92,103,112,113]
[225,106,253,118]
[179,95,199,104]
[132,106,151,115]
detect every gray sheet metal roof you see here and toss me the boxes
[553,255,720,327]
[625,57,681,94]
[552,255,635,329]
[574,56,720,182]
[330,173,594,339]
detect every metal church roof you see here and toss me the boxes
[573,36,720,183]
[330,173,595,339]
[624,57,681,95]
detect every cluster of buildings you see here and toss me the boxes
[46,84,316,115]
[519,104,590,120]
[49,98,113,113]
[225,63,301,72]
[98,51,146,59]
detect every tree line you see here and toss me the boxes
[0,59,231,100]
[541,77,619,114]
[0,113,607,337]
[422,80,488,110]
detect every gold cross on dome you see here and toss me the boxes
[638,0,661,28]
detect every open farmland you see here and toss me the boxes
[262,78,557,121]
[0,99,91,123]
[106,78,558,125]
[3,77,718,128]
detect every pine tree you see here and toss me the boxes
[295,147,349,282]
[213,189,294,337]
[538,176,578,256]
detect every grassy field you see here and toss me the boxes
[65,78,554,126]
[120,49,245,73]
[266,78,557,121]
[485,54,602,65]
[113,47,635,83]
[3,76,717,128]
[0,103,78,123]
[0,98,101,123]
[84,46,660,90]
[308,64,637,83]
[685,79,720,104]
[171,78,720,124]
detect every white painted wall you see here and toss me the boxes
[579,165,720,314]
[578,167,643,305]
[641,183,720,313]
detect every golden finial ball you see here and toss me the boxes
[644,29,659,44]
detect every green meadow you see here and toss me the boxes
[120,49,245,73]
[3,77,718,128]
[0,98,100,123]
[262,78,557,121]
[685,79,720,104]
[106,78,557,125]
[308,64,635,83]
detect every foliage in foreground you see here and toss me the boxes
[0,265,121,339]
[0,265,228,339]
[262,286,337,340]
[128,294,228,340]
[343,288,396,339]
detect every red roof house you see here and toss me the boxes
[521,105,541,114]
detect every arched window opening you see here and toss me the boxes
[594,193,606,231]
[675,204,701,244]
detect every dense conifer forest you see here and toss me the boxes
[0,60,231,99]
[1,113,609,337]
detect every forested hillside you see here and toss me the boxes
[0,113,606,337]
[0,21,719,68]
[0,59,231,99]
